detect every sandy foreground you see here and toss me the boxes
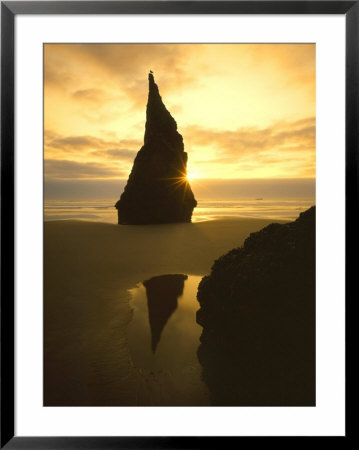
[44,217,280,406]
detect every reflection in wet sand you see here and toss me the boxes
[143,274,188,352]
[127,274,209,405]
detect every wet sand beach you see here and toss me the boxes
[44,217,283,406]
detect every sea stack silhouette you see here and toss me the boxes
[115,72,197,224]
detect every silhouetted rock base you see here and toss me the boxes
[197,207,316,406]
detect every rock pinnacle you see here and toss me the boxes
[115,72,197,224]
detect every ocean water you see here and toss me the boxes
[44,198,314,223]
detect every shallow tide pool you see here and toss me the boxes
[127,274,210,405]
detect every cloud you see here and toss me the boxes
[45,130,141,154]
[44,44,315,180]
[44,115,315,181]
[243,44,315,92]
[90,148,137,161]
[182,117,315,178]
[184,117,315,159]
[45,159,125,180]
[44,44,201,107]
[72,88,108,103]
[48,135,101,151]
[44,131,138,179]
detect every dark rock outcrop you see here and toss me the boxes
[115,73,197,224]
[197,206,316,406]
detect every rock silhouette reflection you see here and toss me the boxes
[143,274,188,352]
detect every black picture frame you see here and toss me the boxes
[1,1,355,447]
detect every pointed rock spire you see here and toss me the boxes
[144,72,180,146]
[115,72,197,224]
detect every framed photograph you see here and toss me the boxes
[1,1,354,446]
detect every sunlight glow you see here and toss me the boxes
[44,43,315,183]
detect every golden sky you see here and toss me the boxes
[44,43,315,182]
